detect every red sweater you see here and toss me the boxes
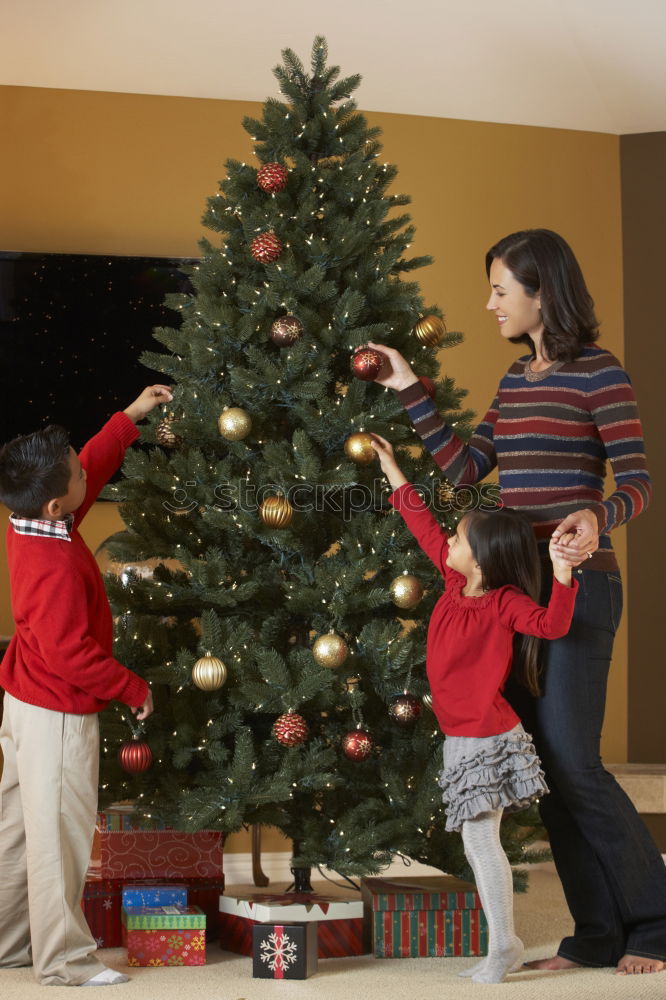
[389,483,578,737]
[0,413,149,715]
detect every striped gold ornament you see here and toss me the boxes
[192,652,228,691]
[259,495,293,528]
[413,314,446,348]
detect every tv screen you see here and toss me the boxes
[0,251,194,452]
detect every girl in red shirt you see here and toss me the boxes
[371,433,578,984]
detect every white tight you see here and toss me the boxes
[458,809,524,983]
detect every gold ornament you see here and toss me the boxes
[344,432,376,464]
[218,407,252,441]
[389,573,424,609]
[413,314,446,348]
[312,632,349,669]
[259,495,294,528]
[423,692,434,711]
[345,676,360,692]
[192,651,228,691]
[438,480,456,504]
[156,413,181,448]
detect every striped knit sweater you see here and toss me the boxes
[398,346,651,572]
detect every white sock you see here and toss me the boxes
[81,968,130,986]
[459,810,525,984]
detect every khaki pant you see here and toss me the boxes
[0,693,106,985]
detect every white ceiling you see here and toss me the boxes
[2,0,665,135]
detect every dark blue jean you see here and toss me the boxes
[508,568,666,966]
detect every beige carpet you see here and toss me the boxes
[1,870,663,999]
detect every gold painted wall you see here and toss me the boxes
[0,86,627,825]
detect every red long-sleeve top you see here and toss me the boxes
[389,483,578,737]
[0,412,149,714]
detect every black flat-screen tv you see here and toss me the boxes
[0,251,194,452]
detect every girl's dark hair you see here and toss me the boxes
[485,229,599,363]
[462,507,543,696]
[0,425,71,518]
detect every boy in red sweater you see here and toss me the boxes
[0,385,171,987]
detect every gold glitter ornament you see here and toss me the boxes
[413,314,446,348]
[389,573,424,609]
[344,432,376,464]
[191,652,228,691]
[259,495,293,528]
[218,407,252,441]
[312,632,349,669]
[422,692,434,711]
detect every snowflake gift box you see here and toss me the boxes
[361,876,488,959]
[219,891,366,958]
[121,905,206,967]
[252,923,318,979]
[82,877,125,948]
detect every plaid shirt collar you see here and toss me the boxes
[10,513,74,541]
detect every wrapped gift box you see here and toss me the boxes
[219,891,365,959]
[252,923,317,979]
[361,876,488,958]
[187,877,226,939]
[82,878,124,948]
[122,883,188,909]
[89,829,224,879]
[83,876,224,946]
[123,905,206,966]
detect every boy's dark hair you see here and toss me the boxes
[0,425,71,518]
[462,506,543,696]
[485,228,600,363]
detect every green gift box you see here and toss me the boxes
[122,905,206,930]
[361,876,488,958]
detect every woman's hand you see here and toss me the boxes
[551,509,600,567]
[364,342,420,392]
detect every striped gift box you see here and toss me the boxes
[361,876,488,958]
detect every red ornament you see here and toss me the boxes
[270,314,303,346]
[341,727,374,761]
[388,693,422,726]
[418,376,437,398]
[118,737,153,773]
[257,162,289,193]
[250,232,283,264]
[273,711,309,747]
[350,348,384,381]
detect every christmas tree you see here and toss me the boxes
[99,37,544,886]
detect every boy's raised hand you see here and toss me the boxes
[132,689,154,721]
[124,385,174,423]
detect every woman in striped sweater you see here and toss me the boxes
[367,229,666,976]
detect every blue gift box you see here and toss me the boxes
[122,882,188,910]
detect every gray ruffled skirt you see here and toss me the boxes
[438,723,548,832]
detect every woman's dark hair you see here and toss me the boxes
[485,228,600,362]
[0,425,71,518]
[462,506,543,696]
